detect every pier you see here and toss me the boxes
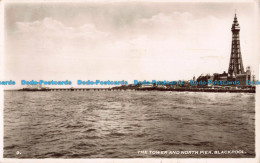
[18,87,255,93]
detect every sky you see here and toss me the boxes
[3,1,259,88]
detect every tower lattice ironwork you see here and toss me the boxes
[228,14,244,77]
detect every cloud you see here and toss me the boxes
[139,12,193,28]
[134,11,222,40]
[16,17,109,40]
[6,12,248,82]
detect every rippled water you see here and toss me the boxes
[4,91,255,158]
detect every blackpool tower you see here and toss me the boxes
[228,14,245,77]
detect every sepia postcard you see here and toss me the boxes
[0,0,259,163]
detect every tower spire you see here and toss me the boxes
[228,14,244,77]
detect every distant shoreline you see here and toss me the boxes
[4,87,256,93]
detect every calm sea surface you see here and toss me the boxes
[4,91,255,158]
